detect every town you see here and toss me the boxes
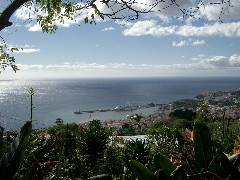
[105,89,240,135]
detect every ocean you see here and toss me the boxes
[0,77,240,130]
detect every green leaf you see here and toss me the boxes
[193,122,214,170]
[0,121,32,179]
[10,48,19,52]
[8,121,32,177]
[91,14,95,20]
[153,153,176,175]
[218,153,240,179]
[84,17,88,24]
[228,153,240,168]
[129,160,155,180]
[0,45,19,73]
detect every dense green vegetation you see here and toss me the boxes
[0,104,240,179]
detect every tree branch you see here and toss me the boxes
[0,0,30,31]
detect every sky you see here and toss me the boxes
[1,0,240,79]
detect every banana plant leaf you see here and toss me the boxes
[228,153,240,168]
[129,160,155,180]
[193,122,214,170]
[153,153,176,175]
[0,121,32,179]
[218,152,240,179]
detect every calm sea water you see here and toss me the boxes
[0,77,240,130]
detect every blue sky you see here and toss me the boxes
[1,0,240,79]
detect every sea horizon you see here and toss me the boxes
[1,75,240,81]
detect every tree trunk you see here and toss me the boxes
[0,0,30,32]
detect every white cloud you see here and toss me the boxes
[8,44,34,48]
[13,0,195,33]
[192,40,206,46]
[15,5,39,20]
[200,0,240,21]
[27,23,42,32]
[94,0,239,24]
[115,20,133,28]
[14,54,240,72]
[15,2,96,32]
[229,54,240,66]
[6,44,40,53]
[2,53,240,79]
[14,0,240,36]
[123,20,176,37]
[172,40,188,47]
[123,20,240,37]
[190,54,240,70]
[177,22,240,37]
[172,39,206,47]
[14,48,40,53]
[102,27,115,31]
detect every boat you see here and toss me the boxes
[74,109,82,114]
[83,110,95,113]
[98,109,109,112]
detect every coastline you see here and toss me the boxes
[79,88,240,131]
[1,77,240,130]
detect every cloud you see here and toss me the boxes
[192,40,206,46]
[15,5,39,20]
[200,0,240,21]
[172,39,206,47]
[115,20,133,28]
[11,62,204,79]
[27,23,42,32]
[172,40,188,47]
[15,2,96,32]
[14,54,240,72]
[132,0,193,21]
[14,48,40,53]
[102,27,115,31]
[14,0,240,36]
[123,20,176,37]
[136,0,240,22]
[6,44,40,53]
[197,54,240,68]
[123,20,240,37]
[95,0,239,25]
[2,53,240,79]
[13,0,196,32]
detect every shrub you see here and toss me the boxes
[78,120,111,172]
